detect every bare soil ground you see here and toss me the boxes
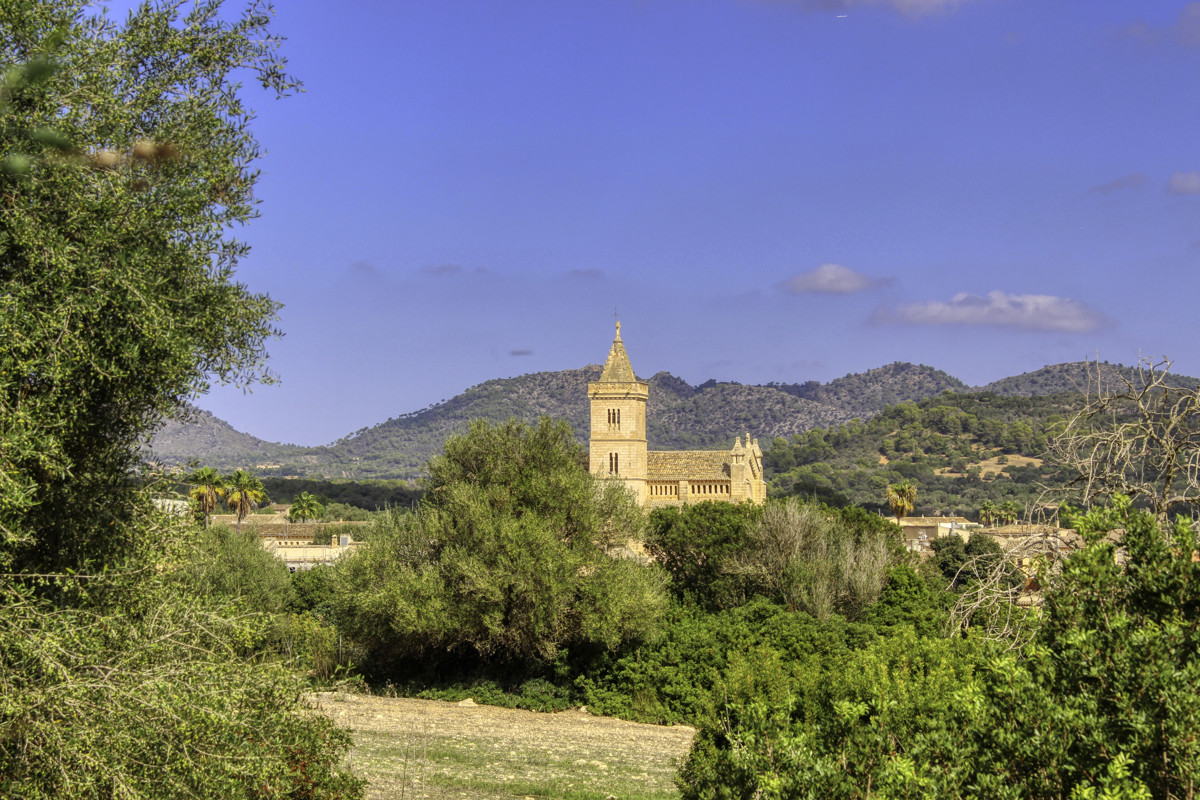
[312,692,696,800]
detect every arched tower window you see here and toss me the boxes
[609,452,619,474]
[607,408,621,430]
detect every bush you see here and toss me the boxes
[578,598,873,725]
[645,501,763,611]
[678,498,1200,799]
[727,499,898,620]
[0,569,363,799]
[330,419,668,674]
[174,524,295,613]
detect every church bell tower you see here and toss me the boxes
[588,322,649,504]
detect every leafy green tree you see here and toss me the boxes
[645,500,763,610]
[187,466,226,529]
[225,470,265,532]
[174,523,295,614]
[0,3,360,794]
[885,480,917,521]
[331,419,668,671]
[0,1,289,575]
[680,497,1200,799]
[289,491,324,523]
[999,499,1021,525]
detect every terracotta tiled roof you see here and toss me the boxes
[647,450,732,480]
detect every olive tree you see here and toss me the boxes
[0,3,361,797]
[0,0,289,574]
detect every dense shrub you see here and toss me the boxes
[645,501,763,610]
[578,598,873,725]
[330,419,668,675]
[174,524,296,613]
[678,498,1200,799]
[0,545,363,799]
[728,499,902,620]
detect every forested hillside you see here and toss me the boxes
[771,362,968,416]
[979,360,1200,397]
[151,361,964,479]
[151,359,1200,483]
[764,391,1080,519]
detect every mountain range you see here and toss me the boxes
[148,360,1194,481]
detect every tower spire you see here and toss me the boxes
[600,321,636,382]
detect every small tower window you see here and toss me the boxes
[607,408,621,430]
[609,452,619,474]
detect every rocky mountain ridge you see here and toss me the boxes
[148,360,1196,480]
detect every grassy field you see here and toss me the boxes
[312,692,696,800]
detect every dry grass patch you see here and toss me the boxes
[937,452,1044,478]
[313,692,695,800]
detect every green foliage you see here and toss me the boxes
[578,598,874,726]
[173,524,295,614]
[0,2,360,795]
[330,419,669,673]
[259,477,421,513]
[728,499,903,620]
[930,532,1020,593]
[0,526,362,799]
[645,501,763,610]
[225,470,266,531]
[885,479,918,519]
[187,466,226,528]
[0,0,291,574]
[765,391,1076,517]
[678,497,1200,799]
[678,628,983,800]
[862,565,950,637]
[955,498,1200,798]
[290,490,324,522]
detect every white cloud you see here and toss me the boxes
[780,263,886,294]
[873,291,1110,333]
[1088,173,1146,194]
[1168,172,1200,195]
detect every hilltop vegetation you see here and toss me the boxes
[151,361,1013,480]
[765,391,1079,518]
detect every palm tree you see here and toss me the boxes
[978,499,998,527]
[290,491,324,523]
[885,480,918,522]
[187,466,225,529]
[999,500,1021,527]
[224,470,265,532]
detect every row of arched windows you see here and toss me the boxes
[607,408,621,430]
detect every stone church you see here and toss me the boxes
[589,323,766,507]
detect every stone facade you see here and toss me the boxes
[588,323,766,506]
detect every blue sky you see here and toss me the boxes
[171,0,1199,446]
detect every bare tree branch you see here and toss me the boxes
[1047,356,1200,521]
